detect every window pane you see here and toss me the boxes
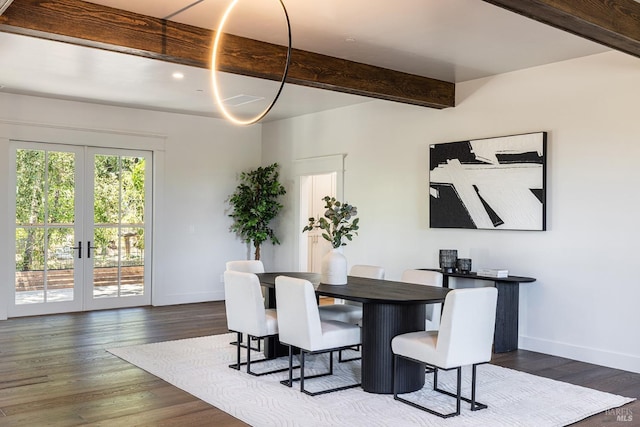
[16,149,45,225]
[93,227,119,298]
[47,152,75,225]
[94,155,120,224]
[15,227,45,304]
[121,227,144,296]
[45,227,75,303]
[121,156,145,224]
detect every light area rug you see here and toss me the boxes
[107,333,633,427]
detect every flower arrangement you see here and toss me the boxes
[303,196,359,248]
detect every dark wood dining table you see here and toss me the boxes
[256,272,450,394]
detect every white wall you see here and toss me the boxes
[0,93,262,319]
[262,51,640,373]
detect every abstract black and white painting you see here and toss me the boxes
[429,132,547,231]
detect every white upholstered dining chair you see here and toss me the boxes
[275,275,361,396]
[400,269,444,331]
[391,287,498,418]
[318,264,385,324]
[225,260,265,274]
[225,260,266,351]
[223,270,288,376]
[318,265,384,362]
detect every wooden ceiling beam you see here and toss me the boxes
[482,0,640,58]
[0,0,454,109]
[0,0,15,15]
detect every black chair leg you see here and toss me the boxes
[470,364,487,411]
[230,333,261,352]
[455,367,462,416]
[228,332,291,376]
[246,334,252,373]
[472,363,477,408]
[338,345,361,362]
[282,347,360,396]
[278,344,303,386]
[433,367,438,390]
[300,350,306,392]
[392,354,398,396]
[286,345,294,387]
[229,332,242,370]
[433,365,487,414]
[393,356,488,418]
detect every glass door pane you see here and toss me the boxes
[14,147,81,311]
[87,150,150,309]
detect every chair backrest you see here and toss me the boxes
[350,265,385,280]
[225,260,265,274]
[400,269,443,287]
[224,270,269,337]
[345,265,385,307]
[275,275,322,350]
[400,269,443,326]
[436,287,498,367]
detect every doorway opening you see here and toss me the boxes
[299,172,336,273]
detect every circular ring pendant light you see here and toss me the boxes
[211,0,292,126]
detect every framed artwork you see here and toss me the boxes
[429,132,547,231]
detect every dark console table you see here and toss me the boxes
[421,269,536,353]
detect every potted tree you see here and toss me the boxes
[228,163,286,260]
[303,196,359,284]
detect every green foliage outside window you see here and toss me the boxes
[15,150,146,271]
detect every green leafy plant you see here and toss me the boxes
[303,196,359,248]
[228,163,286,260]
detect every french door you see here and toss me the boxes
[10,142,152,316]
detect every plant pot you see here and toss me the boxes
[321,248,347,285]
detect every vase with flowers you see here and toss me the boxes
[303,196,359,284]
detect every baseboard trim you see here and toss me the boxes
[152,291,224,306]
[519,335,640,374]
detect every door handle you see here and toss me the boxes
[87,241,97,258]
[71,241,82,259]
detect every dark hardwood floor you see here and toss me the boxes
[0,302,637,426]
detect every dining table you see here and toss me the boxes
[256,272,451,394]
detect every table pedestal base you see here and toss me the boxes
[264,287,291,359]
[362,303,425,394]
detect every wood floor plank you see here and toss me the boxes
[81,400,246,426]
[0,375,49,390]
[73,387,196,423]
[0,301,636,426]
[491,350,639,427]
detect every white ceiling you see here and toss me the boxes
[0,0,610,122]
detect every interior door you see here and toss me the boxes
[10,142,152,316]
[304,173,336,272]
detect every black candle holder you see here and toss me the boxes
[456,258,472,274]
[439,249,457,273]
